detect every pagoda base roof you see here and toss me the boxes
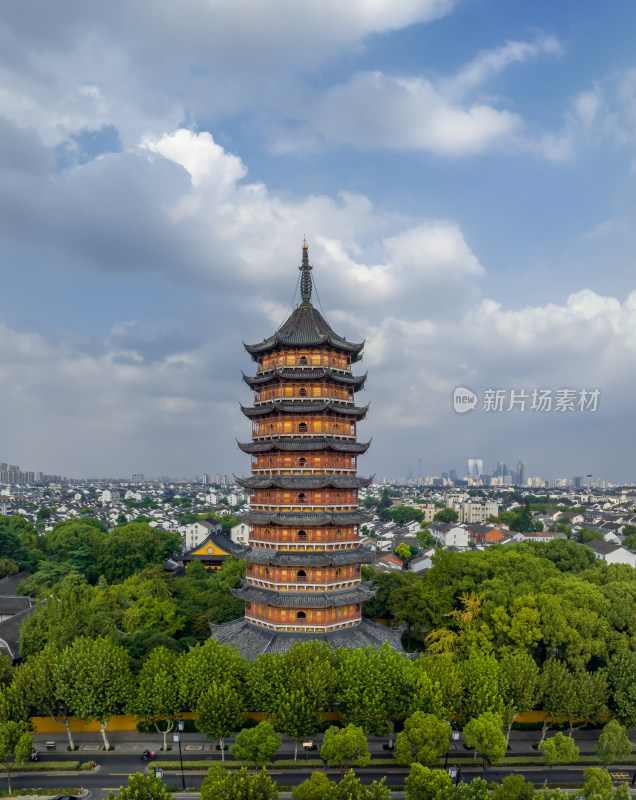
[208,615,404,659]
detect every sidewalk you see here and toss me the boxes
[32,727,618,759]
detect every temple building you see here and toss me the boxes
[209,242,403,658]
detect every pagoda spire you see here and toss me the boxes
[299,239,313,306]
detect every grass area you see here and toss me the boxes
[0,762,81,773]
[0,790,82,797]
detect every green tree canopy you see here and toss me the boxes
[231,721,281,772]
[595,720,632,766]
[321,724,371,774]
[108,773,173,800]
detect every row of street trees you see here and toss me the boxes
[113,764,636,800]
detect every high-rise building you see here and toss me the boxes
[209,242,402,657]
[449,469,457,483]
[467,459,483,480]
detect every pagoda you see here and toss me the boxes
[209,242,403,658]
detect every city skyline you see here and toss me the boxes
[0,2,635,481]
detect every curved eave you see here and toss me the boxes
[242,369,367,388]
[231,580,375,608]
[237,438,371,454]
[244,546,376,567]
[235,474,373,490]
[240,401,369,419]
[238,510,373,526]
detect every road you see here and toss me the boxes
[5,754,636,797]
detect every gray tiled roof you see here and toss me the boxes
[237,438,370,454]
[244,546,375,566]
[209,616,404,659]
[0,605,36,660]
[0,571,31,596]
[244,304,364,361]
[239,510,372,525]
[241,400,369,418]
[236,474,372,490]
[231,579,375,607]
[243,369,367,388]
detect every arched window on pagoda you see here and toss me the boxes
[297,570,307,582]
[297,530,307,540]
[298,422,308,433]
[265,528,271,537]
[335,568,341,578]
[298,457,307,467]
[336,529,342,537]
[299,387,307,397]
[296,611,307,619]
[298,493,307,504]
[299,356,308,365]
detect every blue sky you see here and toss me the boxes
[1,0,635,482]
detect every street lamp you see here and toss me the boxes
[444,722,460,769]
[173,720,186,791]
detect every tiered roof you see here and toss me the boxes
[239,510,371,526]
[243,546,375,566]
[232,580,375,607]
[243,368,367,388]
[236,474,373,490]
[210,616,404,660]
[237,438,370,454]
[240,400,369,418]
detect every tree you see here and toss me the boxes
[200,766,279,800]
[605,651,636,727]
[131,647,181,752]
[321,724,371,775]
[595,720,632,766]
[335,770,390,800]
[578,768,630,800]
[460,654,504,721]
[273,689,320,760]
[405,764,454,800]
[179,639,246,710]
[394,713,451,767]
[540,732,580,787]
[388,507,424,526]
[56,635,133,749]
[395,543,412,564]
[12,644,75,750]
[292,772,336,800]
[499,652,539,744]
[196,681,245,763]
[492,774,535,800]
[462,713,506,777]
[108,773,173,800]
[567,670,608,738]
[0,720,32,793]
[434,509,459,524]
[231,721,281,772]
[538,660,575,745]
[92,522,181,583]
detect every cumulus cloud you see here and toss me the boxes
[306,71,523,155]
[0,0,458,147]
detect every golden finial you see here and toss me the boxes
[302,236,308,250]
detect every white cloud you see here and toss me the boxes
[450,35,562,94]
[309,71,522,155]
